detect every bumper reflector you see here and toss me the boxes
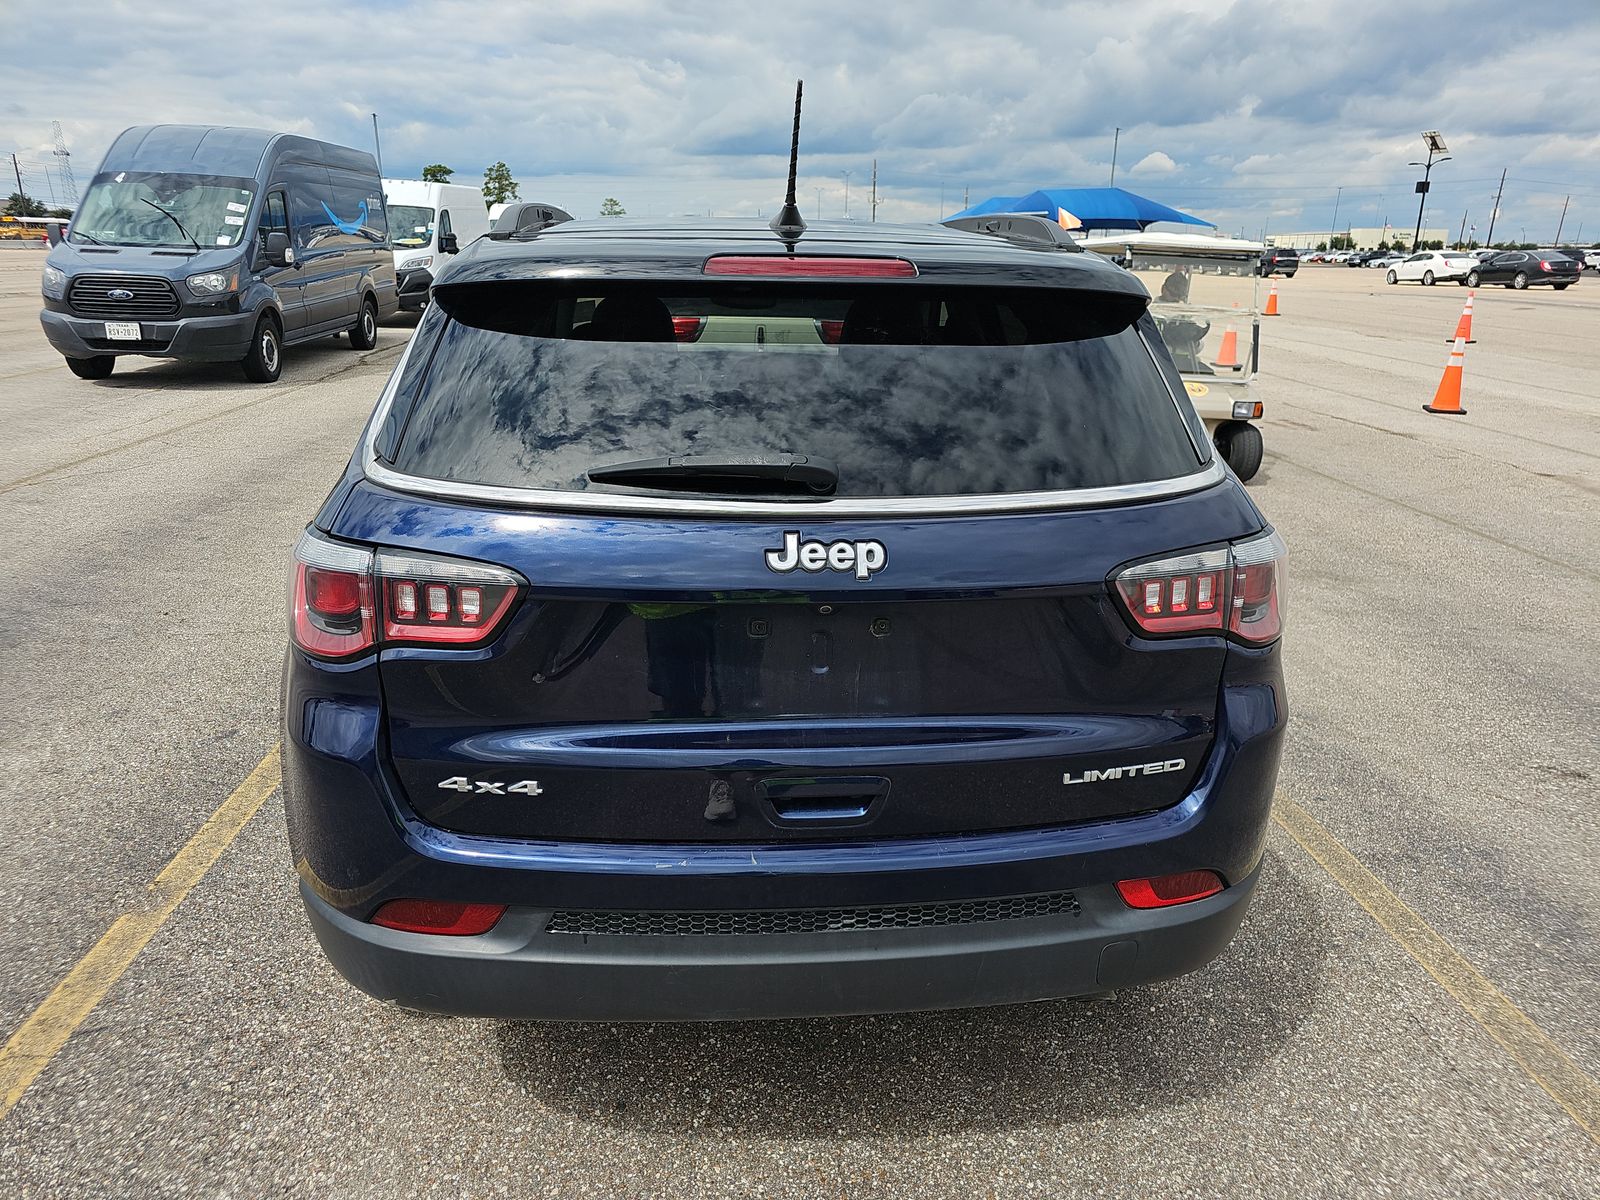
[1116,870,1225,909]
[370,899,507,936]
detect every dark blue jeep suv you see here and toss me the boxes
[283,217,1286,1020]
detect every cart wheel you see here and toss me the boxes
[1215,421,1263,482]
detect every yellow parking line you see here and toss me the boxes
[0,746,281,1122]
[1274,794,1600,1142]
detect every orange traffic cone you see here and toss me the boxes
[1211,326,1241,369]
[1424,336,1468,415]
[1446,291,1477,343]
[1264,283,1280,316]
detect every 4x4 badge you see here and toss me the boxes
[764,531,887,581]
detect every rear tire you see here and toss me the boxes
[1214,421,1264,482]
[1512,272,1529,290]
[1423,270,1435,285]
[1386,270,1398,285]
[347,296,378,350]
[1553,283,1570,291]
[240,313,282,383]
[65,354,115,380]
[1466,270,1481,287]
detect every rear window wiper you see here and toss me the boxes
[138,199,200,252]
[587,453,838,497]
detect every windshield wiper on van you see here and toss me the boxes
[138,199,201,252]
[587,453,838,497]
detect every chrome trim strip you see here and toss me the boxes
[359,328,1229,518]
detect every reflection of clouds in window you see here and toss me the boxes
[396,325,1198,497]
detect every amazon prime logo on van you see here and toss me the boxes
[764,531,887,581]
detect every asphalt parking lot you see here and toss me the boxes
[0,247,1596,1197]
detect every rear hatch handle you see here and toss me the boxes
[759,776,889,825]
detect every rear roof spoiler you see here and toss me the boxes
[942,214,1083,252]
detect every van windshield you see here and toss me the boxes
[389,205,436,248]
[70,172,257,248]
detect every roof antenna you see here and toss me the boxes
[769,80,806,246]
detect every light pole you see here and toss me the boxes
[1409,131,1450,252]
[842,170,851,219]
[1328,186,1342,250]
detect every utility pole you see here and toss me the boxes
[939,183,945,219]
[1109,127,1120,187]
[1457,210,1468,248]
[1328,186,1342,249]
[870,158,878,222]
[51,121,77,205]
[10,154,24,210]
[842,170,851,218]
[963,185,969,209]
[816,187,823,219]
[1553,194,1570,246]
[1484,167,1506,248]
[371,113,385,178]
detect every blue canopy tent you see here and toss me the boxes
[946,186,1212,231]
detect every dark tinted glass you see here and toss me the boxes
[388,283,1201,498]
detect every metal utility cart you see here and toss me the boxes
[1077,231,1267,481]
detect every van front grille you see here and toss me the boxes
[545,892,1081,937]
[68,274,180,318]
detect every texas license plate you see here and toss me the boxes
[104,322,141,340]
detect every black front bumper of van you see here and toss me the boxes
[40,307,255,361]
[300,864,1260,1021]
[396,267,433,310]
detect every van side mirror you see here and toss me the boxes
[265,231,294,267]
[438,232,459,254]
[44,221,64,247]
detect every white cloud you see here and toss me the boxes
[1128,151,1178,177]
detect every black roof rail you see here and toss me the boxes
[941,214,1082,252]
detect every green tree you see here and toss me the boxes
[598,197,626,217]
[46,206,72,218]
[482,162,519,205]
[421,164,454,183]
[5,192,45,217]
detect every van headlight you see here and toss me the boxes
[400,255,433,271]
[42,265,66,299]
[187,270,237,296]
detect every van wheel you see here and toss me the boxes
[65,355,115,380]
[1214,420,1263,482]
[241,313,282,383]
[348,297,378,350]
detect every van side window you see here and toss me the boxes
[260,191,289,255]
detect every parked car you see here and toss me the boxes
[1347,250,1379,267]
[383,179,492,312]
[1257,247,1298,277]
[1386,250,1476,285]
[283,216,1288,1020]
[40,124,397,382]
[1584,249,1600,271]
[1465,250,1582,290]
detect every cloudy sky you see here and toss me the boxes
[5,0,1598,243]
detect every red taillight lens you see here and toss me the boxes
[1116,871,1226,909]
[703,255,917,277]
[814,318,845,344]
[370,899,507,936]
[1540,260,1551,271]
[290,533,375,658]
[290,531,525,657]
[1113,531,1285,645]
[671,316,705,342]
[375,548,523,645]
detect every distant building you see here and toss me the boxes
[1267,227,1449,250]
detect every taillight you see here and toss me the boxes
[370,899,507,935]
[671,316,705,342]
[290,530,524,658]
[813,318,845,344]
[1113,530,1285,645]
[290,531,375,658]
[375,548,522,645]
[703,255,918,277]
[1116,870,1225,909]
[1540,260,1551,271]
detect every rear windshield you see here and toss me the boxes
[387,282,1202,499]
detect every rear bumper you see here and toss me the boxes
[300,863,1260,1020]
[40,306,256,361]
